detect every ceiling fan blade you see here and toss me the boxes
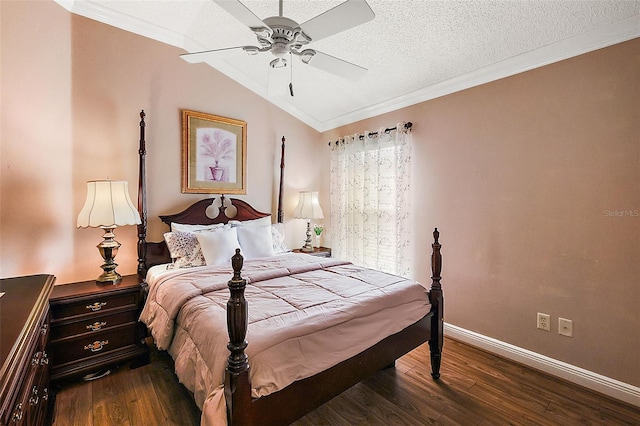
[213,0,267,30]
[180,46,248,63]
[299,0,375,42]
[301,50,367,81]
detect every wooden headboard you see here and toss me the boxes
[135,111,286,275]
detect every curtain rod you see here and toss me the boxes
[327,122,412,146]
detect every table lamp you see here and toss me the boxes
[293,191,324,252]
[77,180,141,284]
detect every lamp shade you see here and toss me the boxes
[77,180,141,228]
[293,191,324,220]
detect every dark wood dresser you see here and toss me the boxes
[48,274,149,383]
[0,274,55,426]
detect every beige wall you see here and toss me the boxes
[322,39,640,387]
[1,1,321,284]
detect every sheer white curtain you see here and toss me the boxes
[329,124,412,277]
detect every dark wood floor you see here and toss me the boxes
[51,337,639,425]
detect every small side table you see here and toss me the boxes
[292,247,332,258]
[48,274,150,383]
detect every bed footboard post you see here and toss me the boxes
[429,228,444,379]
[225,249,252,425]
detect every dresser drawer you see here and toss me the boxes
[48,323,138,366]
[50,308,138,340]
[50,291,137,319]
[1,275,54,426]
[10,370,34,426]
[38,321,50,354]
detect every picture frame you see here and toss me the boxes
[181,109,247,194]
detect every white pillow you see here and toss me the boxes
[228,216,272,228]
[195,227,240,266]
[236,225,275,259]
[171,222,226,233]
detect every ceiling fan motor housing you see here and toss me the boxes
[258,16,312,61]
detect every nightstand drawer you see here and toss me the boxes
[49,308,138,340]
[50,292,137,319]
[48,323,138,366]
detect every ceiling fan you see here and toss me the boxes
[180,0,375,88]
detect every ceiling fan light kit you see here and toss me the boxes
[180,0,375,89]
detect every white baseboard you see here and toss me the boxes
[444,323,640,407]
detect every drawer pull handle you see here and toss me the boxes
[86,301,107,311]
[40,351,49,365]
[42,388,49,401]
[86,321,107,331]
[84,340,109,352]
[29,386,39,405]
[11,402,23,422]
[40,323,49,335]
[31,351,41,365]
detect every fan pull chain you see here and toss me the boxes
[289,53,294,97]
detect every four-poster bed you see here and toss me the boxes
[135,111,444,425]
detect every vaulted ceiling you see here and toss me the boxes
[55,0,639,131]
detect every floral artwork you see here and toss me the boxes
[182,110,246,194]
[196,128,237,183]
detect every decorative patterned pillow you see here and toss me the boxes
[164,231,206,269]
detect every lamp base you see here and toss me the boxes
[96,226,122,285]
[301,220,314,252]
[96,271,122,285]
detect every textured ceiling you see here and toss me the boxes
[56,0,639,131]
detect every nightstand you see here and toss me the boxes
[293,247,332,258]
[48,274,149,382]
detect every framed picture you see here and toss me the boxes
[181,109,247,194]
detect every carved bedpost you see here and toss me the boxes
[429,228,444,379]
[277,136,285,224]
[137,110,148,277]
[225,249,252,424]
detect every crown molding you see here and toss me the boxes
[54,0,185,48]
[318,15,640,132]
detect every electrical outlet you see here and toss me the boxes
[558,318,573,337]
[537,313,551,331]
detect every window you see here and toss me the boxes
[329,125,412,277]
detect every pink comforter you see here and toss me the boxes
[140,253,430,425]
